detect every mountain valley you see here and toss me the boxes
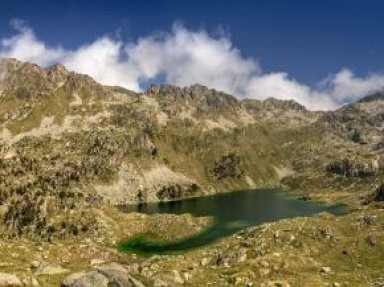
[0,58,384,287]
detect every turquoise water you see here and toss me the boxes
[118,189,347,255]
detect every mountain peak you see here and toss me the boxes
[47,63,68,74]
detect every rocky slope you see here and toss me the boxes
[0,58,384,286]
[0,58,326,238]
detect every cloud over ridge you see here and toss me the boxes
[1,20,384,110]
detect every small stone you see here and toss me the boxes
[333,283,341,287]
[365,235,376,247]
[200,258,210,266]
[273,282,290,287]
[153,278,168,287]
[259,268,270,276]
[320,266,332,274]
[274,231,279,238]
[182,272,191,282]
[90,259,105,266]
[237,253,247,263]
[171,270,184,284]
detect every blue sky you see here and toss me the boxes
[1,0,384,110]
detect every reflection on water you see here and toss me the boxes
[118,189,347,255]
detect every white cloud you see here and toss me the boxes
[1,19,66,65]
[244,72,335,110]
[64,37,142,90]
[1,20,384,110]
[127,24,259,95]
[320,69,384,104]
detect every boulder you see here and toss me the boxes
[61,263,146,287]
[0,273,22,286]
[61,272,108,287]
[200,258,210,266]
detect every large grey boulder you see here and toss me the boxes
[61,263,146,287]
[61,272,108,287]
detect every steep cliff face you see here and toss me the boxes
[0,58,383,239]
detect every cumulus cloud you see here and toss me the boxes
[1,20,384,110]
[320,69,384,104]
[127,25,259,95]
[1,19,66,65]
[64,38,142,90]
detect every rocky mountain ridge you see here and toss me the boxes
[1,58,384,287]
[0,57,383,238]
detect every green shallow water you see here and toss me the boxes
[118,189,347,256]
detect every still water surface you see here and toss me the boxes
[118,189,346,255]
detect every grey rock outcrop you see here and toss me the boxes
[326,158,380,177]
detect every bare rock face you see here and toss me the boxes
[326,158,380,177]
[96,164,199,204]
[213,152,243,180]
[61,263,146,287]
